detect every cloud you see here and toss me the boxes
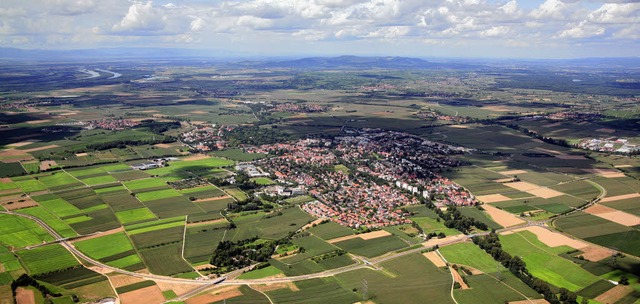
[557,20,605,38]
[111,1,167,34]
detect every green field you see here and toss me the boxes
[139,244,193,276]
[281,235,338,263]
[115,207,157,224]
[136,188,183,202]
[251,177,276,185]
[237,265,283,279]
[80,175,118,186]
[458,207,503,230]
[17,206,77,238]
[17,244,80,275]
[0,213,55,247]
[283,195,316,204]
[223,186,248,202]
[411,216,461,237]
[500,231,601,292]
[554,212,632,239]
[37,171,82,189]
[440,242,505,273]
[74,232,138,260]
[13,177,47,192]
[123,178,169,191]
[33,195,83,218]
[307,221,354,240]
[333,235,407,258]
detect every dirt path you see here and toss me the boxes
[69,227,124,243]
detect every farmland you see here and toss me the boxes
[0,55,639,304]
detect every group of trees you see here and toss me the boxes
[224,126,291,146]
[428,203,488,234]
[210,237,283,273]
[11,274,76,302]
[472,233,584,304]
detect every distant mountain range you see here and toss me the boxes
[0,47,638,70]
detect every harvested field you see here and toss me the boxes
[109,274,146,288]
[327,230,391,243]
[495,178,516,183]
[39,160,57,171]
[26,119,51,125]
[503,182,563,199]
[15,287,35,304]
[190,110,208,114]
[185,285,242,304]
[8,141,35,148]
[422,234,467,248]
[508,300,549,304]
[186,218,226,227]
[579,246,613,262]
[477,194,512,203]
[301,218,325,231]
[481,204,525,227]
[194,195,232,202]
[181,154,210,161]
[584,204,640,226]
[22,145,59,153]
[594,285,633,304]
[614,165,632,168]
[0,194,38,211]
[119,285,165,304]
[0,149,34,162]
[500,170,528,175]
[507,226,587,249]
[156,281,201,296]
[450,267,469,289]
[423,251,447,267]
[249,274,300,292]
[600,193,640,203]
[75,153,88,157]
[154,143,173,148]
[582,169,626,178]
[69,227,124,243]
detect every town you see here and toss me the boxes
[245,129,476,228]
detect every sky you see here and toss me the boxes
[0,0,639,58]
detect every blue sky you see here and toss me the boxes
[0,0,638,58]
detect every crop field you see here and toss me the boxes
[237,265,282,279]
[67,208,120,235]
[602,198,640,216]
[21,161,40,174]
[251,177,276,185]
[17,244,80,275]
[135,188,182,202]
[500,231,601,291]
[115,207,157,224]
[79,174,118,186]
[110,170,150,182]
[123,178,169,191]
[454,274,542,304]
[265,277,358,304]
[184,226,227,263]
[548,180,600,200]
[554,212,633,239]
[229,207,315,241]
[32,194,83,218]
[336,253,454,304]
[458,207,503,230]
[126,216,184,234]
[210,148,267,161]
[144,157,234,179]
[36,266,106,290]
[0,213,54,247]
[440,242,505,274]
[307,221,354,240]
[143,196,203,218]
[195,198,233,213]
[281,235,338,263]
[57,188,105,209]
[333,235,407,258]
[16,206,77,238]
[593,177,640,197]
[283,195,316,204]
[37,171,82,190]
[98,190,143,211]
[129,226,184,249]
[222,186,248,202]
[0,163,26,177]
[74,232,137,260]
[410,216,461,236]
[12,177,47,192]
[139,244,193,276]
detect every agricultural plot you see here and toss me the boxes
[135,188,182,202]
[74,232,137,260]
[284,195,316,204]
[227,207,315,241]
[336,253,454,304]
[440,242,505,274]
[458,207,503,230]
[115,207,156,224]
[251,177,276,185]
[12,177,47,192]
[602,198,640,216]
[222,186,248,202]
[266,277,359,304]
[184,225,227,263]
[79,174,117,186]
[0,162,26,177]
[36,171,82,190]
[195,197,233,213]
[139,244,193,276]
[179,185,226,199]
[68,208,120,235]
[0,245,23,273]
[123,178,169,192]
[36,266,107,290]
[110,170,150,182]
[210,148,267,161]
[237,265,282,279]
[32,194,83,218]
[593,177,640,197]
[129,226,184,249]
[500,231,601,292]
[411,216,461,237]
[333,235,407,258]
[57,188,105,210]
[99,190,145,212]
[17,244,80,275]
[281,235,338,263]
[0,213,54,247]
[307,221,354,240]
[16,206,77,238]
[143,196,204,218]
[144,157,234,179]
[549,180,600,201]
[93,184,126,194]
[454,274,543,304]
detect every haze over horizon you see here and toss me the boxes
[0,0,639,59]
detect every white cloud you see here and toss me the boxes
[112,1,167,34]
[557,20,605,38]
[480,25,510,37]
[587,3,640,23]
